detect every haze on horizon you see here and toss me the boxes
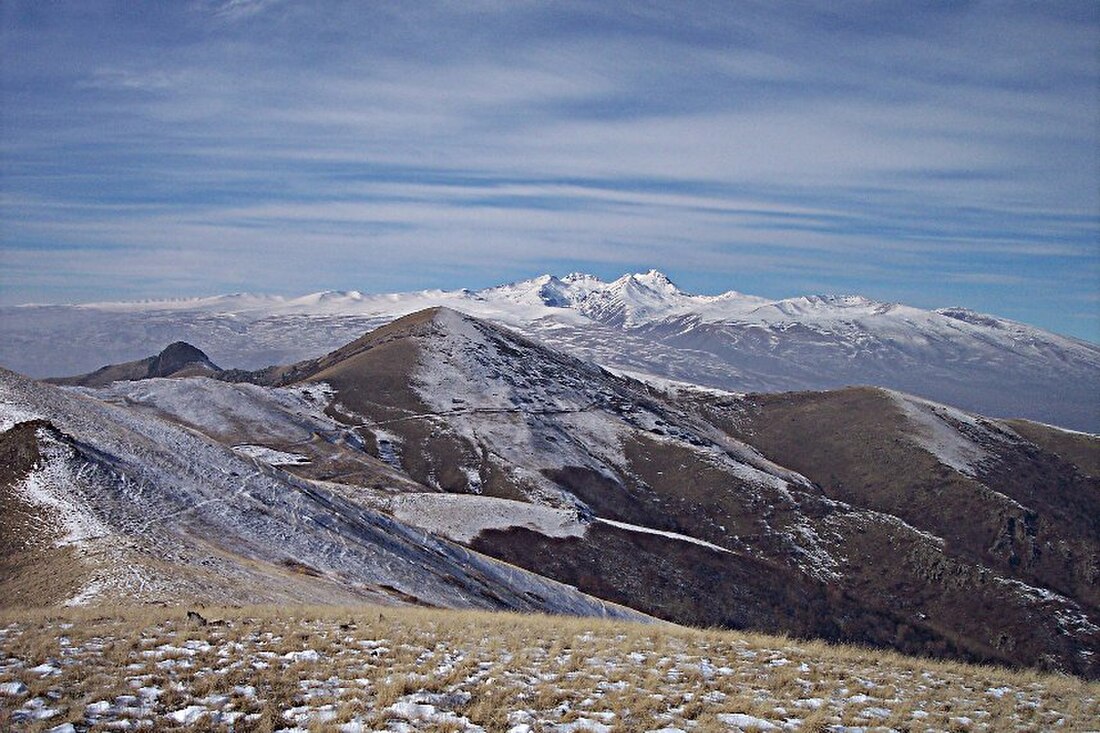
[1,1,1098,342]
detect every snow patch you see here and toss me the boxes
[991,576,1100,635]
[783,520,842,582]
[0,681,28,695]
[890,391,1001,477]
[167,705,209,724]
[82,377,327,445]
[284,649,321,663]
[715,713,778,730]
[384,692,483,730]
[460,465,483,494]
[371,427,404,469]
[232,444,311,466]
[0,402,43,432]
[388,494,586,545]
[602,367,743,398]
[64,579,105,607]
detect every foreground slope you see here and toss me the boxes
[119,307,1095,676]
[4,270,1097,430]
[1,605,1096,731]
[0,367,644,621]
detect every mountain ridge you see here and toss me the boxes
[4,309,1099,675]
[60,270,1087,342]
[3,271,1097,431]
[0,363,651,620]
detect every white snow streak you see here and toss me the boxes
[594,518,732,554]
[0,402,43,432]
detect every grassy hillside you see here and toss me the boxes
[1,604,1095,732]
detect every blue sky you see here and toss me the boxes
[2,1,1098,341]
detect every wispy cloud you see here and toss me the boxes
[78,67,182,92]
[943,272,1027,286]
[202,0,284,22]
[1,1,1097,340]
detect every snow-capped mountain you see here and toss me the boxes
[1,270,1097,430]
[481,269,757,327]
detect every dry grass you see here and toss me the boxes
[0,604,1096,732]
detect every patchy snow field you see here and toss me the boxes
[1,606,1095,732]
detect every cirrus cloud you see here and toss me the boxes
[1,0,1097,340]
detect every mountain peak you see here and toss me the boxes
[158,340,210,360]
[572,270,688,326]
[46,340,220,387]
[633,269,679,291]
[609,269,681,293]
[148,341,219,378]
[561,272,604,285]
[482,274,598,309]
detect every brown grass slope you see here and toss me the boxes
[688,386,1099,674]
[217,308,473,493]
[1003,418,1100,478]
[2,605,1096,732]
[696,387,1100,609]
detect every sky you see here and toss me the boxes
[1,1,1098,341]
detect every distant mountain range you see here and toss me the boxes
[3,271,1097,430]
[4,308,1097,676]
